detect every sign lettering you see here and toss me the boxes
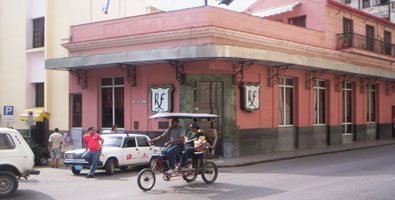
[241,83,261,112]
[150,85,173,113]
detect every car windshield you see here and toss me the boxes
[101,135,123,147]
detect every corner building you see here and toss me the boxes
[46,0,395,158]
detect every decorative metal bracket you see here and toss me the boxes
[268,65,290,87]
[70,69,88,89]
[233,61,254,85]
[360,77,376,94]
[117,63,137,87]
[168,60,185,85]
[305,70,325,90]
[335,74,352,92]
[386,81,395,96]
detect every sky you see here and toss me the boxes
[146,0,258,12]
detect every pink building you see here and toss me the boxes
[46,0,395,158]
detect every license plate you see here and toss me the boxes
[75,165,83,170]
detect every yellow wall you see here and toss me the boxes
[0,0,28,129]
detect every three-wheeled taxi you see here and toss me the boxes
[137,112,220,191]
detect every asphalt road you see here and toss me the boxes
[7,145,395,200]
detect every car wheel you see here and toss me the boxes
[105,159,116,175]
[71,167,81,175]
[40,155,48,166]
[0,171,19,198]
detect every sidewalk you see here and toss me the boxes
[48,139,395,168]
[213,139,395,168]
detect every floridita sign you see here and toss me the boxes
[240,83,261,112]
[149,85,174,113]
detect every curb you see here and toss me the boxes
[215,141,395,168]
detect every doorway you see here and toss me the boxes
[194,81,223,156]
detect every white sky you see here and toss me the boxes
[146,0,258,12]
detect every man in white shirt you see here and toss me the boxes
[48,128,63,168]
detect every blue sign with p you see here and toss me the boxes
[3,106,14,115]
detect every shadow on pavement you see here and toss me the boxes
[170,182,285,200]
[3,189,55,200]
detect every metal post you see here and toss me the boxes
[204,0,208,6]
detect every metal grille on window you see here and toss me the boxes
[32,17,45,48]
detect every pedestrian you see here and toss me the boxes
[111,124,118,134]
[82,127,104,178]
[62,130,73,154]
[48,128,63,168]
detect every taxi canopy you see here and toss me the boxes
[20,107,50,122]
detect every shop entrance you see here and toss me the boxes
[194,81,223,156]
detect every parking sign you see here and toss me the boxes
[3,106,15,122]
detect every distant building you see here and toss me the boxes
[333,0,395,22]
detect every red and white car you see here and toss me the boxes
[64,134,162,175]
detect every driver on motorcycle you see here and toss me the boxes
[149,118,185,175]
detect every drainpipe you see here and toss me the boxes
[358,0,360,10]
[205,0,208,6]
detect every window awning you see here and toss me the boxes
[250,2,301,18]
[20,107,50,122]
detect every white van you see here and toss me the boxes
[0,128,39,197]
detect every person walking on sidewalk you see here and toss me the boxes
[63,130,73,153]
[82,127,104,178]
[48,128,63,168]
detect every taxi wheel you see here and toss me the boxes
[0,171,18,198]
[71,167,81,175]
[105,159,116,175]
[201,161,218,184]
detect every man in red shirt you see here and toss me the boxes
[82,127,104,178]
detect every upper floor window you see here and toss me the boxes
[343,0,351,4]
[288,15,306,28]
[362,0,370,8]
[32,17,45,48]
[384,31,392,55]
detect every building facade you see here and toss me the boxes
[46,0,395,158]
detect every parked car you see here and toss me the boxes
[64,134,162,175]
[0,128,40,197]
[23,136,50,166]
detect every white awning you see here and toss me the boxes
[250,2,301,18]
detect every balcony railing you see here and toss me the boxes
[336,32,394,57]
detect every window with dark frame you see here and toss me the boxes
[35,83,44,107]
[384,31,392,55]
[343,0,351,4]
[278,77,294,126]
[288,15,306,27]
[367,84,376,122]
[32,17,45,48]
[314,80,326,125]
[366,25,375,51]
[72,94,82,128]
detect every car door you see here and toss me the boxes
[136,136,152,164]
[121,137,138,165]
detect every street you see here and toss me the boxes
[7,145,395,200]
